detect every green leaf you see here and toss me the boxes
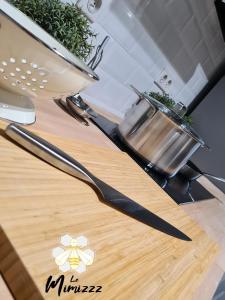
[10,0,96,61]
[147,91,193,125]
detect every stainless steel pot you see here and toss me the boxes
[118,87,208,178]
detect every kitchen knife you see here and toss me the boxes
[5,123,191,241]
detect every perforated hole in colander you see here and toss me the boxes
[39,70,46,76]
[9,58,16,63]
[31,63,38,69]
[0,56,49,94]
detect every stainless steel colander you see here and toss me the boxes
[0,0,98,101]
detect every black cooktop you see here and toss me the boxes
[90,115,213,205]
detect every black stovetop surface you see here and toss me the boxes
[91,115,213,205]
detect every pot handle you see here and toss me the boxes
[129,84,143,97]
[129,84,146,104]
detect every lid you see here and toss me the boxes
[142,92,207,147]
[0,0,99,81]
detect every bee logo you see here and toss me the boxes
[52,234,94,273]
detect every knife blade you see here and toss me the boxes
[5,123,191,241]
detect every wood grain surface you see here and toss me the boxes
[30,97,118,151]
[0,275,13,300]
[0,120,219,300]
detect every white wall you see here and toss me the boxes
[68,0,225,121]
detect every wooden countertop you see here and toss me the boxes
[29,97,119,151]
[0,117,219,300]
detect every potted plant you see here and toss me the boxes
[147,91,192,125]
[10,0,96,61]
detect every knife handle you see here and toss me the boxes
[5,123,96,185]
